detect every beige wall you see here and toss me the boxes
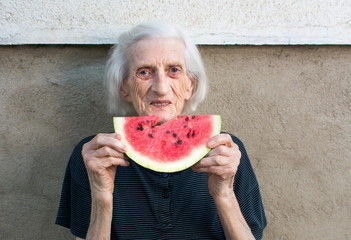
[0,45,350,239]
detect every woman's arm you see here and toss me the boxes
[192,133,255,239]
[80,133,129,240]
[214,194,255,240]
[84,192,113,240]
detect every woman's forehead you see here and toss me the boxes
[129,37,186,67]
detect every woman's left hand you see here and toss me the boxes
[192,133,241,199]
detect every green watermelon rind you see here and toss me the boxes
[113,115,222,173]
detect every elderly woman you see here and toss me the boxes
[56,22,266,239]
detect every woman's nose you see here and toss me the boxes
[152,71,170,96]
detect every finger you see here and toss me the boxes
[207,133,236,149]
[192,164,237,177]
[99,156,130,168]
[91,146,127,159]
[194,155,233,168]
[207,145,235,158]
[110,157,130,167]
[86,155,130,171]
[88,133,126,152]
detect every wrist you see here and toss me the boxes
[91,191,113,208]
[212,191,236,203]
[87,191,113,239]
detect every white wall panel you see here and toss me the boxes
[1,0,350,45]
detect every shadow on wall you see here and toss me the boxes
[0,45,112,239]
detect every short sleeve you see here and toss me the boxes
[55,136,95,239]
[229,133,267,239]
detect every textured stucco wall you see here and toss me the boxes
[0,45,350,239]
[1,0,351,45]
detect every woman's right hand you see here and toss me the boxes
[82,133,129,195]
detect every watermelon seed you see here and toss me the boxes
[185,117,189,121]
[148,134,153,138]
[172,133,177,138]
[183,125,187,128]
[136,124,144,131]
[175,140,182,146]
[166,130,170,134]
[186,129,196,138]
[191,115,196,119]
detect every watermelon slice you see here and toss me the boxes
[113,115,221,172]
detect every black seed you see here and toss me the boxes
[172,133,177,138]
[148,134,153,138]
[146,120,150,123]
[151,125,155,128]
[175,140,182,146]
[186,129,195,138]
[185,117,189,121]
[191,115,196,119]
[183,125,187,128]
[136,124,144,131]
[166,130,170,134]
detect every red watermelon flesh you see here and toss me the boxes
[113,115,221,172]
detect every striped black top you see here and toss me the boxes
[56,133,266,239]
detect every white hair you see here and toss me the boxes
[104,21,208,116]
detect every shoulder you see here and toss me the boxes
[71,135,96,155]
[68,135,96,189]
[221,132,246,154]
[221,132,267,237]
[69,135,95,171]
[222,132,259,192]
[69,135,95,164]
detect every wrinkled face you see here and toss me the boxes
[121,37,194,123]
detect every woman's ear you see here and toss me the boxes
[184,77,195,100]
[120,81,132,102]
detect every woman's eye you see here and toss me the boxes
[170,68,178,73]
[169,67,181,74]
[137,69,151,78]
[139,70,148,75]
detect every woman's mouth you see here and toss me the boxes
[150,100,171,107]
